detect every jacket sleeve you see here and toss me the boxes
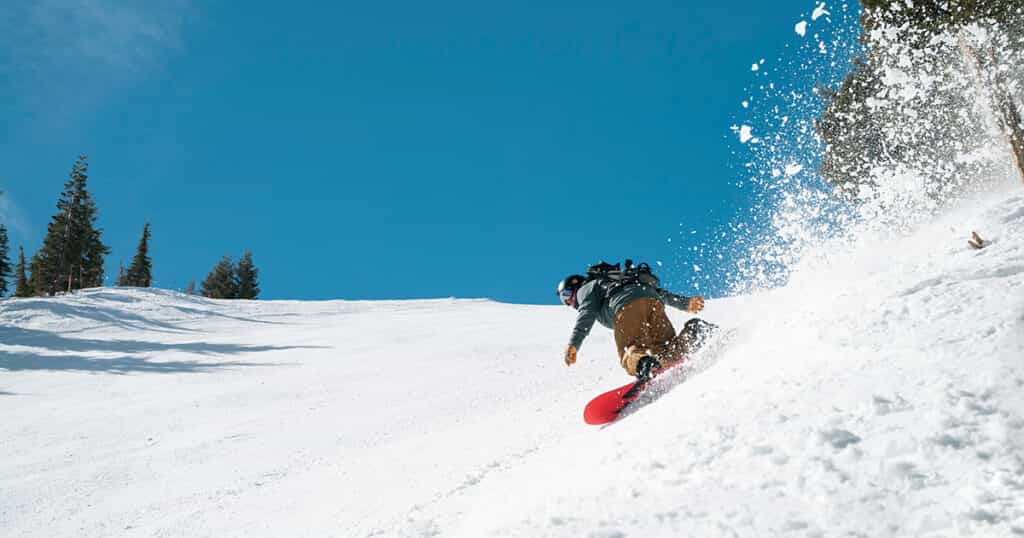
[569,287,600,349]
[656,288,692,311]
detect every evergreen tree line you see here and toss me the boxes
[0,156,261,300]
[816,0,1024,196]
[199,252,260,299]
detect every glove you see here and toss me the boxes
[686,296,705,313]
[564,345,578,367]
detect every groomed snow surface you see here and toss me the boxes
[3,185,1023,537]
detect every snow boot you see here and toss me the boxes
[682,318,718,352]
[635,355,661,383]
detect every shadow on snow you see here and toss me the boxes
[0,293,286,335]
[0,353,279,375]
[0,326,324,374]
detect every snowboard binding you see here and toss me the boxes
[634,355,661,383]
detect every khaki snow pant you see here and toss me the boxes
[614,297,689,376]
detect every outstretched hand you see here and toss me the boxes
[687,296,705,313]
[564,345,577,366]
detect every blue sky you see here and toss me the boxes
[0,1,858,303]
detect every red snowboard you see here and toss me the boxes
[583,358,689,425]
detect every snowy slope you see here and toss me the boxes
[2,184,1023,537]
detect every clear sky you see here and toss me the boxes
[0,1,858,304]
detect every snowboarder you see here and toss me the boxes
[557,262,713,381]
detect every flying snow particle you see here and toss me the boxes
[785,164,804,176]
[693,264,702,273]
[742,101,749,108]
[751,63,759,72]
[812,3,830,20]
[737,125,753,143]
[795,21,808,37]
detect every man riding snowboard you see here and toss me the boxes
[557,261,715,381]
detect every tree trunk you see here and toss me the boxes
[959,32,1024,184]
[999,93,1024,184]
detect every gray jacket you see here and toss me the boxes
[568,279,693,349]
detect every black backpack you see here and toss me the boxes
[585,259,660,295]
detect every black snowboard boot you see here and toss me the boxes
[682,318,719,353]
[635,355,661,383]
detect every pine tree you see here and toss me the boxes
[82,226,109,289]
[125,223,153,287]
[28,253,44,296]
[33,156,110,294]
[201,256,237,299]
[234,251,260,300]
[14,247,31,298]
[33,175,75,294]
[117,261,126,287]
[0,225,10,296]
[184,280,196,295]
[860,0,1021,34]
[816,59,887,193]
[817,0,1024,190]
[76,161,110,288]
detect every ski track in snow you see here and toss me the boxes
[2,186,1023,537]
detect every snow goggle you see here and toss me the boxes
[559,288,577,308]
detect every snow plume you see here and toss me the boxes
[693,1,862,294]
[839,19,1023,225]
[706,2,1024,296]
